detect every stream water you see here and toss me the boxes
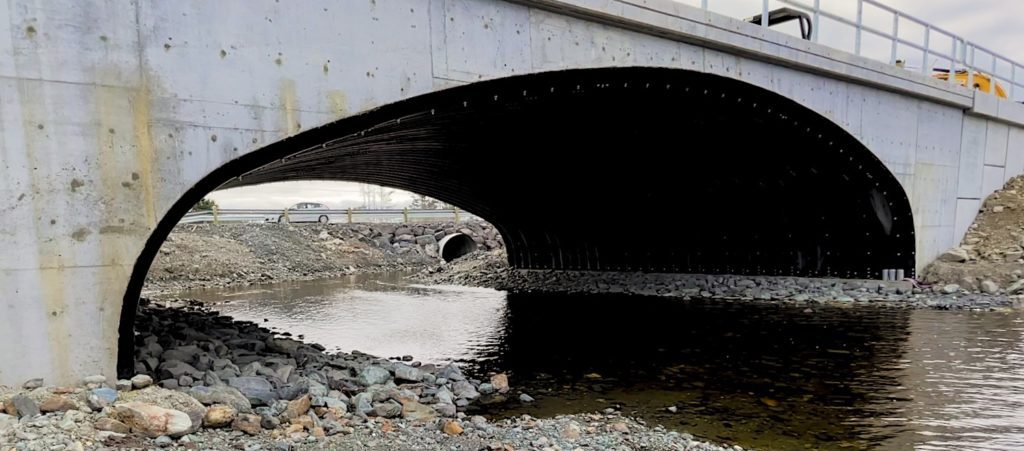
[167,273,1024,450]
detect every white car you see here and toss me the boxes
[277,202,332,223]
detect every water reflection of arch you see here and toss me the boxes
[475,292,914,448]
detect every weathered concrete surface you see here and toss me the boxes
[1,0,1024,385]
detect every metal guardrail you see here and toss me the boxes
[698,0,1022,101]
[179,208,481,225]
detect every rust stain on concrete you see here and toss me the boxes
[18,78,73,379]
[327,90,348,119]
[99,225,147,235]
[71,228,91,242]
[131,83,157,228]
[281,79,299,135]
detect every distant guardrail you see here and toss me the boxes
[179,208,481,225]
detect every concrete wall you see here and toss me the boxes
[954,104,1024,243]
[2,0,1024,385]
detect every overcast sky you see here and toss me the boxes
[208,0,1022,210]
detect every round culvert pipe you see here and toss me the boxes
[438,233,478,262]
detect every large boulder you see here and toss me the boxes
[87,388,118,410]
[435,386,454,405]
[158,360,201,381]
[434,403,457,417]
[232,413,262,436]
[401,401,438,422]
[351,393,373,415]
[39,396,77,413]
[452,381,480,400]
[981,280,1000,294]
[227,377,278,407]
[203,371,223,386]
[161,345,200,363]
[187,385,252,413]
[113,402,192,438]
[936,247,969,263]
[265,337,302,355]
[276,382,310,401]
[7,395,39,418]
[490,374,509,393]
[393,364,422,382]
[372,400,402,418]
[437,365,465,382]
[357,366,391,386]
[281,394,311,421]
[94,417,130,434]
[203,404,238,428]
[116,386,206,436]
[212,358,240,374]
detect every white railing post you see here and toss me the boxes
[967,44,975,92]
[921,25,930,74]
[854,0,863,55]
[957,39,966,84]
[889,12,899,65]
[950,37,958,82]
[812,0,820,42]
[701,0,708,10]
[991,56,998,96]
[1011,64,1017,100]
[761,0,769,28]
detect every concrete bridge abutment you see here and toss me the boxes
[3,0,1024,386]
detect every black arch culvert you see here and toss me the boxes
[119,67,916,376]
[221,67,916,278]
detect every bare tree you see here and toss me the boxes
[358,184,373,209]
[357,184,396,209]
[376,186,394,209]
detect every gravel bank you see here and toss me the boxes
[145,221,502,294]
[0,301,734,451]
[923,175,1024,294]
[419,250,1024,310]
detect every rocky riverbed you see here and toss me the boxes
[418,250,1024,310]
[146,221,502,294]
[0,301,736,451]
[57,180,1023,450]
